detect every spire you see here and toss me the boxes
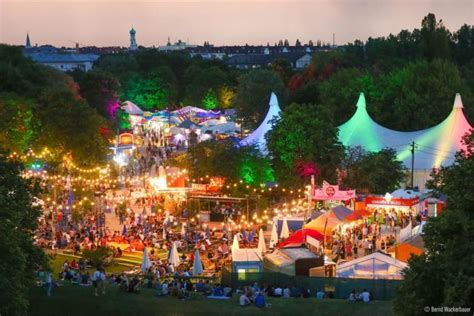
[356,92,366,108]
[26,33,31,49]
[453,93,463,109]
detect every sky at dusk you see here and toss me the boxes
[1,0,473,47]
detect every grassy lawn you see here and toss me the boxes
[48,253,129,276]
[29,283,394,316]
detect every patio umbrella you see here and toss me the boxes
[270,222,278,248]
[168,241,180,267]
[162,227,167,240]
[180,223,186,236]
[192,249,203,275]
[141,247,152,273]
[257,228,266,254]
[231,234,240,252]
[280,217,290,239]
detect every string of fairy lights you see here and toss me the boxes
[9,145,314,227]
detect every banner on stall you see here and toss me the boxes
[312,181,356,201]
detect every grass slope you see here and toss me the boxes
[29,283,394,316]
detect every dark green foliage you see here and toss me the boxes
[0,154,48,315]
[266,103,344,187]
[233,69,286,129]
[342,147,407,193]
[82,247,114,268]
[0,45,110,166]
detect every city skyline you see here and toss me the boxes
[1,0,473,47]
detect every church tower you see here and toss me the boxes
[26,33,32,49]
[129,27,137,50]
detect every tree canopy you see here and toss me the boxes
[0,154,48,315]
[266,103,344,187]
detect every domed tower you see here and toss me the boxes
[129,27,137,50]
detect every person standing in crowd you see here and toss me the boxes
[44,270,53,297]
[92,267,101,296]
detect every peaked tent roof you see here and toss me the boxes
[338,93,472,170]
[277,228,324,248]
[122,101,144,115]
[239,92,281,154]
[336,251,407,280]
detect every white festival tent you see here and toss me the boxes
[232,234,240,252]
[122,101,144,116]
[200,122,241,134]
[168,241,180,267]
[192,250,204,275]
[270,222,279,248]
[338,93,472,170]
[239,92,282,154]
[141,247,152,273]
[280,217,290,239]
[257,228,267,254]
[336,252,407,280]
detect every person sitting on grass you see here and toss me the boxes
[273,286,282,297]
[361,289,370,303]
[349,290,357,302]
[255,292,265,308]
[283,286,290,298]
[81,271,90,286]
[128,276,140,294]
[239,293,251,307]
[212,284,224,296]
[316,289,325,299]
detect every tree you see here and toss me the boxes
[271,58,293,85]
[453,24,474,65]
[284,39,290,46]
[420,13,451,61]
[218,86,235,109]
[295,39,302,47]
[0,94,35,152]
[342,147,406,193]
[0,154,48,315]
[34,86,109,166]
[266,103,344,187]
[73,70,120,119]
[394,132,474,315]
[318,68,377,125]
[183,65,230,106]
[201,88,218,110]
[124,71,169,110]
[375,59,473,131]
[233,69,286,129]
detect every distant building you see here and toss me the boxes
[225,52,312,69]
[158,38,197,52]
[23,35,99,72]
[129,27,138,51]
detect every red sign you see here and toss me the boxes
[365,196,420,207]
[325,186,335,197]
[312,182,356,201]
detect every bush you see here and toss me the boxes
[82,247,114,268]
